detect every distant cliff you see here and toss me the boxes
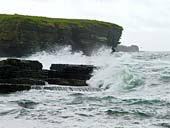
[115,45,139,52]
[0,14,123,57]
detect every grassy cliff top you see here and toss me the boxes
[0,14,123,30]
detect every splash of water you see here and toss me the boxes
[87,51,144,91]
[26,46,144,92]
[27,45,91,69]
[2,49,170,128]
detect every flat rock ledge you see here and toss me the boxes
[0,83,31,93]
[0,58,96,93]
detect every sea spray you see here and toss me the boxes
[26,45,88,69]
[87,51,145,91]
[1,50,170,127]
[26,46,145,92]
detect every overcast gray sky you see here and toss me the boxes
[0,0,170,51]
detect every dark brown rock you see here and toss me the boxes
[0,83,31,93]
[0,58,96,87]
[47,78,88,86]
[48,64,96,86]
[0,59,46,87]
[0,78,45,85]
[48,70,92,80]
[0,58,43,70]
[50,64,95,74]
[9,70,48,79]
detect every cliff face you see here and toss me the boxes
[0,14,123,57]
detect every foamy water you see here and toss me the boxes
[1,47,170,128]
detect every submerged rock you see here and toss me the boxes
[0,14,123,57]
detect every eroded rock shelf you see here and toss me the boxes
[0,58,97,93]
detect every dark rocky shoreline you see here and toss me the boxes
[0,58,96,93]
[0,14,123,93]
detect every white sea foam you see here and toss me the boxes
[26,46,144,92]
[1,49,170,127]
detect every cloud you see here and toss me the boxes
[0,0,170,51]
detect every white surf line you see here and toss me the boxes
[31,85,102,92]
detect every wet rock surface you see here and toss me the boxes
[48,64,96,86]
[47,78,88,86]
[0,59,43,70]
[0,78,45,85]
[50,64,95,74]
[0,83,31,93]
[0,59,95,93]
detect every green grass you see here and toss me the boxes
[0,14,123,30]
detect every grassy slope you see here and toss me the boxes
[0,14,123,30]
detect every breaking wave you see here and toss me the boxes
[2,46,170,127]
[26,46,145,92]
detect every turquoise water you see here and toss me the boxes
[1,49,170,128]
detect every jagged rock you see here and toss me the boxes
[0,14,123,57]
[0,83,31,93]
[47,78,88,86]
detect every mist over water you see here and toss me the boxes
[1,46,170,127]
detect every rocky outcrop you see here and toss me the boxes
[0,83,31,93]
[0,59,46,86]
[0,58,43,70]
[0,14,123,57]
[0,59,96,93]
[115,45,139,52]
[48,64,96,86]
[0,78,45,85]
[47,78,88,86]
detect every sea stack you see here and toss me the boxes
[115,45,139,52]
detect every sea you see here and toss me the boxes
[0,46,170,128]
